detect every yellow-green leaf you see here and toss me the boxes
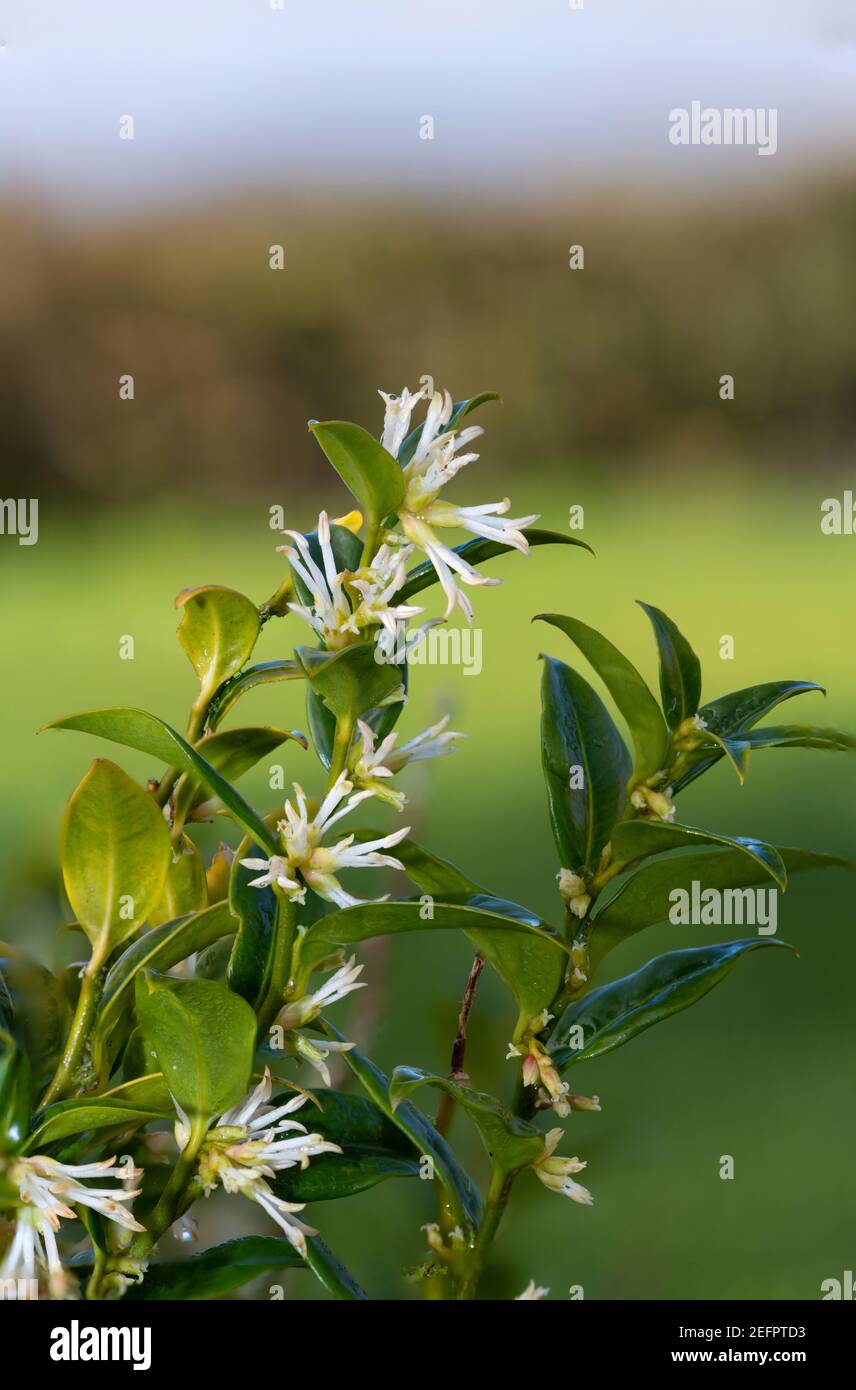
[176,585,261,703]
[61,760,171,954]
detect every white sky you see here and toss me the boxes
[1,1,855,210]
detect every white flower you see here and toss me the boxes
[240,771,411,909]
[278,513,425,652]
[532,1128,593,1206]
[178,1069,343,1258]
[280,956,367,1029]
[351,715,464,809]
[516,1279,550,1300]
[379,384,539,622]
[277,512,355,649]
[287,1034,356,1088]
[1,1154,143,1299]
[379,384,427,457]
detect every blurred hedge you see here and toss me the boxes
[2,180,855,500]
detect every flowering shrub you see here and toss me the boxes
[1,385,853,1301]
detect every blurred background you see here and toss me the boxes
[1,0,854,1300]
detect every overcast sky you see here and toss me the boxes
[1,1,855,211]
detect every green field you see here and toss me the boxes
[1,476,854,1298]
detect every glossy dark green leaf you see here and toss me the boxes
[0,944,68,1089]
[25,1075,174,1152]
[175,585,260,704]
[0,1027,31,1149]
[672,680,825,793]
[172,725,306,829]
[136,974,257,1120]
[743,724,856,753]
[273,1088,421,1201]
[536,613,667,784]
[540,655,631,874]
[125,1236,303,1300]
[61,759,172,955]
[398,528,593,604]
[608,820,787,888]
[303,1234,368,1300]
[589,845,856,969]
[549,938,796,1069]
[398,391,501,468]
[226,835,279,1010]
[390,1067,544,1177]
[637,601,702,730]
[43,708,278,855]
[95,900,236,1061]
[309,421,405,537]
[702,680,826,735]
[295,897,566,998]
[207,660,304,730]
[320,1021,483,1232]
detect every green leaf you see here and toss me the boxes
[297,643,403,724]
[25,1075,174,1152]
[309,421,405,537]
[390,1068,544,1178]
[43,708,278,854]
[297,642,405,769]
[295,897,566,996]
[226,836,279,1010]
[136,974,257,1121]
[207,660,304,731]
[148,836,208,927]
[589,845,856,969]
[536,612,668,784]
[608,820,787,889]
[672,680,825,793]
[743,724,856,753]
[61,759,171,954]
[540,655,631,874]
[320,1022,483,1232]
[172,724,306,828]
[549,938,796,1069]
[0,944,68,1090]
[702,680,826,734]
[356,832,566,1032]
[398,528,593,604]
[176,585,260,703]
[273,1089,421,1201]
[637,601,702,730]
[125,1236,302,1300]
[398,391,501,468]
[303,1234,368,1300]
[95,901,236,1062]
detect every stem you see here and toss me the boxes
[153,696,210,808]
[456,1165,511,1300]
[328,711,356,788]
[435,953,484,1141]
[128,1115,209,1260]
[40,939,109,1107]
[256,892,299,1037]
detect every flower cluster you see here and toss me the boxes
[175,1069,342,1258]
[241,771,410,909]
[382,383,539,623]
[0,1154,143,1298]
